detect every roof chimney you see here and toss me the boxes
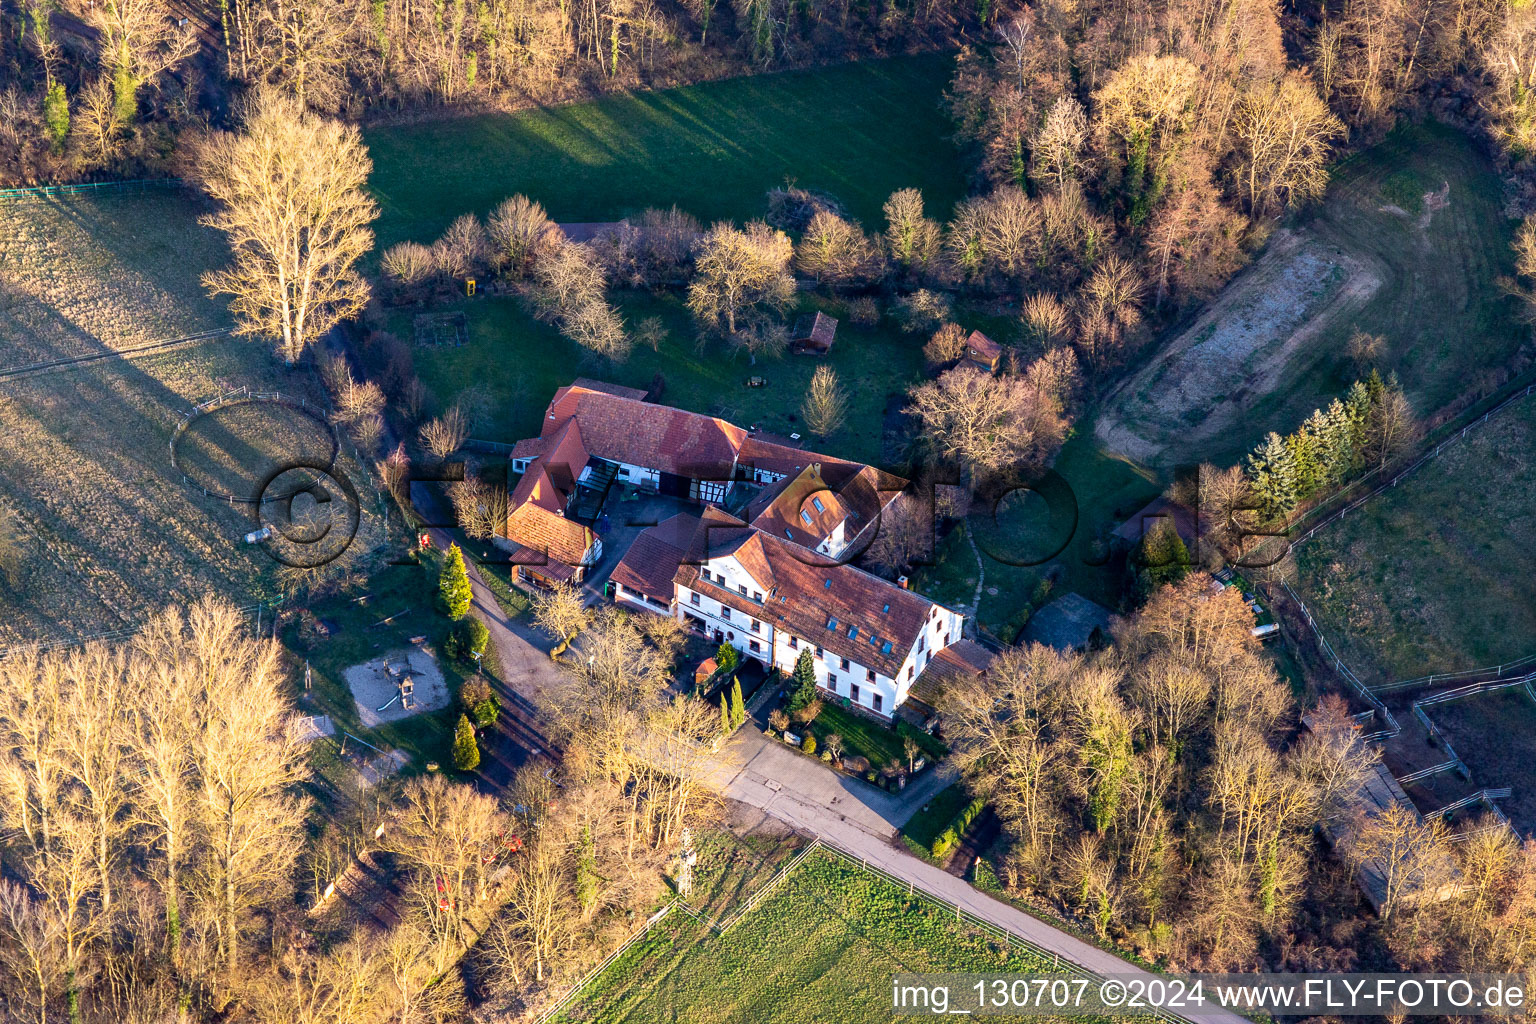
[898,575,909,589]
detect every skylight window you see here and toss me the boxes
[882,602,890,613]
[882,641,893,654]
[800,510,813,525]
[847,625,858,639]
[812,497,825,513]
[826,616,839,630]
[823,579,831,589]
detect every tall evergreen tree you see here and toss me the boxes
[439,543,473,619]
[1249,431,1299,520]
[788,648,818,711]
[720,694,732,737]
[729,676,746,729]
[451,713,480,771]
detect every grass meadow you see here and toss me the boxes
[364,53,967,250]
[0,189,388,646]
[1292,389,1536,685]
[397,289,922,468]
[559,849,1075,1024]
[0,188,230,364]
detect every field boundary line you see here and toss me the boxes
[813,842,1202,1024]
[710,837,824,933]
[0,177,185,202]
[0,328,232,382]
[535,900,678,1023]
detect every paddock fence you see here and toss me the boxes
[0,177,186,203]
[169,385,341,504]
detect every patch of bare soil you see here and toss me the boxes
[1096,228,1385,467]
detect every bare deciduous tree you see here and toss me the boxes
[419,405,469,458]
[1235,71,1344,215]
[800,364,848,437]
[687,220,794,335]
[197,91,378,364]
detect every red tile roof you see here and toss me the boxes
[909,639,995,706]
[747,462,901,552]
[542,384,746,480]
[677,524,939,677]
[503,462,593,568]
[791,311,838,352]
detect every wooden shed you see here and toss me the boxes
[964,330,1002,372]
[790,312,838,355]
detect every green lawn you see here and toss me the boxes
[364,53,966,250]
[1292,389,1536,685]
[402,290,922,466]
[284,551,478,776]
[901,782,975,851]
[560,850,1083,1023]
[908,426,1159,632]
[805,700,943,772]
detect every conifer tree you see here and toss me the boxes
[720,694,732,736]
[788,648,818,711]
[439,543,473,619]
[451,713,480,771]
[729,676,746,729]
[1249,432,1299,520]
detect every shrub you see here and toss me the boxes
[768,709,789,732]
[43,82,68,152]
[460,618,490,660]
[892,289,953,334]
[451,714,480,771]
[847,296,880,327]
[381,241,435,287]
[930,797,986,858]
[461,676,499,727]
[790,697,823,725]
[801,733,817,755]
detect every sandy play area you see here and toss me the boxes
[344,648,451,728]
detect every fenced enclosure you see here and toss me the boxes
[412,311,469,348]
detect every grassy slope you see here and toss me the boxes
[1292,390,1536,684]
[561,851,1064,1023]
[364,53,967,250]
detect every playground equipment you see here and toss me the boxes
[375,657,418,712]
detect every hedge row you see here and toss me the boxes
[930,797,986,859]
